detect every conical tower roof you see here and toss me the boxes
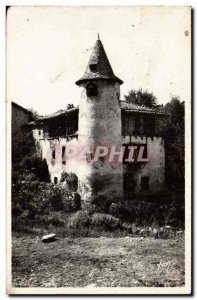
[76,38,123,85]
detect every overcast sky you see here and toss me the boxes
[7,6,191,115]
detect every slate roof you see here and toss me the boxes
[28,106,78,125]
[120,101,166,115]
[75,38,123,85]
[28,101,166,126]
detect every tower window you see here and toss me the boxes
[62,146,66,165]
[86,152,93,162]
[54,177,58,184]
[52,150,56,159]
[86,83,98,97]
[89,64,97,72]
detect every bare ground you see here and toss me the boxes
[12,233,185,287]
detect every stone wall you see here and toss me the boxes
[122,135,165,196]
[12,103,32,144]
[32,135,79,184]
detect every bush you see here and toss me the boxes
[60,172,78,192]
[62,192,81,212]
[38,212,65,227]
[67,211,91,229]
[90,213,121,230]
[49,192,63,211]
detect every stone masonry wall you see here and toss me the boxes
[122,135,165,195]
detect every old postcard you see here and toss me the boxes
[6,6,191,295]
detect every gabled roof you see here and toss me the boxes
[120,101,166,115]
[76,38,123,85]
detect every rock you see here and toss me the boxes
[42,233,56,243]
[165,225,171,229]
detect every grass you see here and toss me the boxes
[12,232,185,287]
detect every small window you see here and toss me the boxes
[52,150,56,159]
[62,146,66,165]
[86,83,98,97]
[89,64,97,72]
[54,177,58,184]
[141,176,149,191]
[38,130,42,136]
[86,152,93,162]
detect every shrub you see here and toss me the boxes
[38,212,65,227]
[49,191,63,211]
[90,213,121,230]
[67,211,91,229]
[60,172,78,192]
[62,192,81,212]
[109,202,126,219]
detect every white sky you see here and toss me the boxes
[7,6,191,115]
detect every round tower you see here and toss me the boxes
[75,37,124,211]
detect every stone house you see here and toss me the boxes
[12,101,34,145]
[28,38,166,208]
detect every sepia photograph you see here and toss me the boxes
[6,6,191,295]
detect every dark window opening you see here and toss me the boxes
[144,116,156,135]
[38,130,42,136]
[134,116,141,134]
[86,83,98,97]
[62,146,66,165]
[52,150,56,159]
[86,152,93,162]
[54,177,58,184]
[89,64,97,72]
[141,176,149,191]
[48,114,78,137]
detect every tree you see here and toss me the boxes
[163,97,185,188]
[29,108,39,120]
[124,88,158,108]
[12,130,50,183]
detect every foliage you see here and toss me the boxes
[109,190,184,228]
[60,172,78,191]
[12,180,81,229]
[90,213,121,230]
[29,108,39,120]
[12,131,36,167]
[49,191,63,211]
[67,211,91,229]
[12,127,50,184]
[124,88,158,108]
[163,97,185,187]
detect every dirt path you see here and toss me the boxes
[12,234,184,287]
